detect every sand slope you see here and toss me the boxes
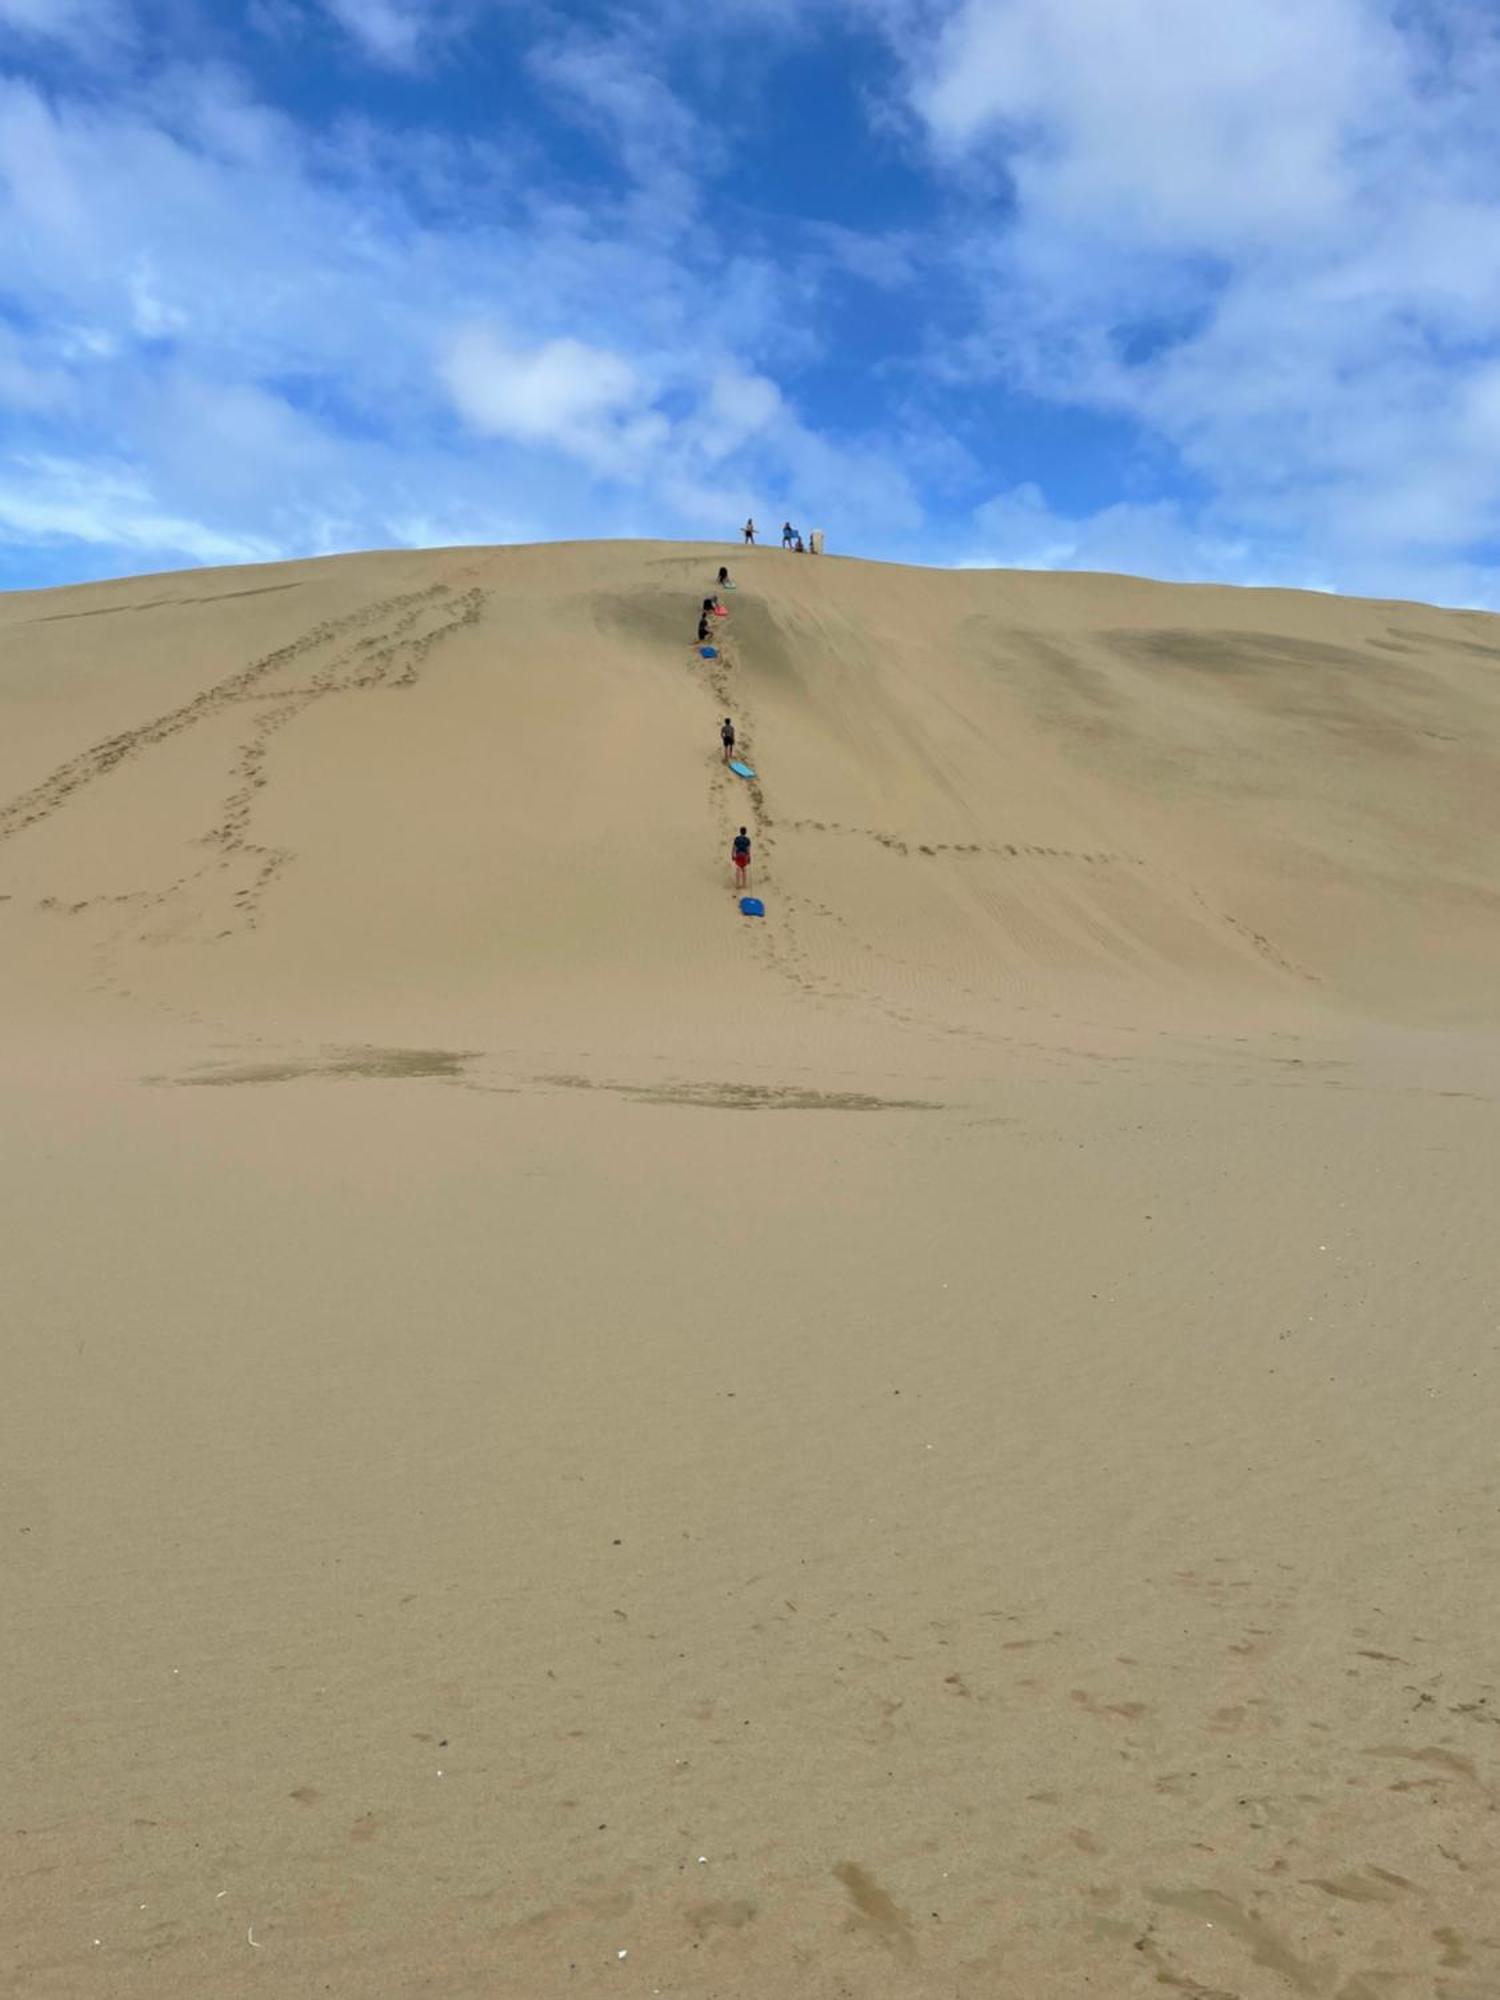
[2,542,1498,1998]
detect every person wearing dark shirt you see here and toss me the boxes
[743,519,756,545]
[732,827,751,882]
[697,612,711,643]
[721,717,736,763]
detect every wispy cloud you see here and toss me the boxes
[874,0,1500,592]
[0,23,923,583]
[967,483,1255,584]
[317,0,449,67]
[527,23,711,217]
[441,329,667,473]
[0,0,131,49]
[0,454,282,565]
[4,0,1500,600]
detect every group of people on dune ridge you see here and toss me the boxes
[741,519,820,554]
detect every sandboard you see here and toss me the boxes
[728,759,756,780]
[739,897,765,918]
[699,646,719,659]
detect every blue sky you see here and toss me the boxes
[4,0,1500,601]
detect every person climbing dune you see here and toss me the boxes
[732,827,752,884]
[721,717,736,763]
[697,611,711,644]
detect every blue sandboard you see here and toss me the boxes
[739,897,765,918]
[728,759,756,780]
[699,646,719,659]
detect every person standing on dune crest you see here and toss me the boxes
[743,519,756,545]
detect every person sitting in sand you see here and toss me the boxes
[721,717,736,763]
[732,827,752,883]
[717,566,731,587]
[743,519,756,545]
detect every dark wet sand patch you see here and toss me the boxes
[157,1047,477,1086]
[542,1073,937,1112]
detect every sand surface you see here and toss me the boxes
[2,541,1498,1997]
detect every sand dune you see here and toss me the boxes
[2,542,1497,1997]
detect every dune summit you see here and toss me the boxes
[2,541,1497,1997]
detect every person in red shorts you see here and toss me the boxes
[732,827,751,884]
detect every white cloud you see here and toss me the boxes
[6,0,1500,601]
[916,0,1401,248]
[319,0,434,66]
[804,220,919,290]
[128,260,189,339]
[0,49,926,581]
[700,370,784,460]
[877,0,1500,587]
[965,479,1500,610]
[0,455,282,565]
[0,0,128,48]
[970,482,1252,582]
[441,329,663,473]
